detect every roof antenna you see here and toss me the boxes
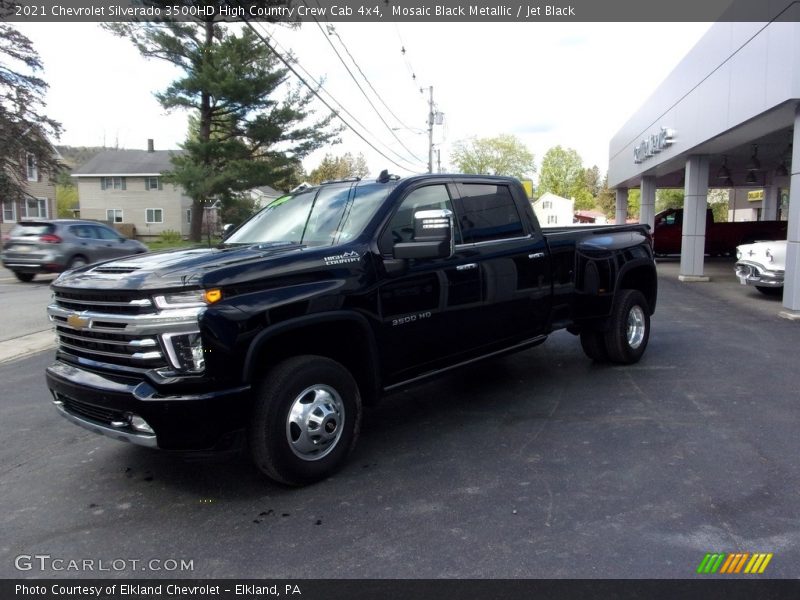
[377,169,390,183]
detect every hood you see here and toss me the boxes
[51,243,306,291]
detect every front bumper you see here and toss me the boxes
[735,261,784,288]
[46,360,252,451]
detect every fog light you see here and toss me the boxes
[162,332,205,373]
[130,415,155,434]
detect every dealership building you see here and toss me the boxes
[608,17,800,316]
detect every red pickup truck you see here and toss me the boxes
[653,208,787,256]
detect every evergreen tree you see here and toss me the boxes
[0,15,62,204]
[106,19,340,241]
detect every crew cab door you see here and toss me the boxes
[377,181,483,382]
[451,181,552,346]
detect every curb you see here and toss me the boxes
[0,330,55,364]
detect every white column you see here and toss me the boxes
[640,176,657,231]
[615,188,628,224]
[679,155,710,282]
[763,185,777,221]
[780,108,800,316]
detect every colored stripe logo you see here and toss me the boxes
[697,553,773,574]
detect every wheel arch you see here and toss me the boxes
[616,261,657,314]
[242,311,381,405]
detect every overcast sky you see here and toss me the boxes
[16,21,712,181]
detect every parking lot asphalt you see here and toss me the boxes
[1,258,798,579]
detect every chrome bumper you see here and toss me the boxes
[735,261,784,288]
[53,399,158,448]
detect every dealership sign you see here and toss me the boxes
[633,127,675,164]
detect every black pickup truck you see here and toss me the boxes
[46,173,657,485]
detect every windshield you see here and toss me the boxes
[225,182,393,248]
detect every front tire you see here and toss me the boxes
[249,355,362,486]
[756,286,782,296]
[67,255,88,270]
[604,289,651,364]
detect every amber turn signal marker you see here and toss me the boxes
[204,289,222,304]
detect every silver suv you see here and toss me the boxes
[1,220,148,282]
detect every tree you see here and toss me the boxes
[55,170,78,217]
[106,18,341,241]
[537,146,590,208]
[0,14,62,205]
[656,188,684,213]
[627,189,641,219]
[449,134,535,180]
[583,165,601,198]
[308,152,369,184]
[595,174,617,220]
[708,188,730,223]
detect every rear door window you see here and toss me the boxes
[455,184,524,244]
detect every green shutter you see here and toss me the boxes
[158,178,163,190]
[100,178,106,190]
[121,178,127,190]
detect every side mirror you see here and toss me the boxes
[393,209,454,260]
[222,223,235,239]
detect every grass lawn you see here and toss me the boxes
[145,238,221,252]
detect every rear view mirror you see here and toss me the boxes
[393,209,454,260]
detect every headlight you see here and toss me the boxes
[162,332,205,373]
[154,289,221,309]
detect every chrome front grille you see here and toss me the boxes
[53,291,153,315]
[49,290,203,372]
[54,325,164,369]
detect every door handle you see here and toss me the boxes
[456,263,477,271]
[528,252,546,259]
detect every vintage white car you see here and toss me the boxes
[735,240,786,295]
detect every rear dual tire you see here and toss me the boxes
[580,289,650,365]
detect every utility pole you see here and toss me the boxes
[437,148,441,173]
[426,85,434,174]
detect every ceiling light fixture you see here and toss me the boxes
[747,144,761,171]
[716,156,731,179]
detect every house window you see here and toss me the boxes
[542,200,552,209]
[101,177,126,190]
[2,201,17,222]
[145,177,160,190]
[26,154,38,181]
[186,209,192,224]
[547,215,557,224]
[24,197,48,219]
[107,209,123,223]
[145,208,163,224]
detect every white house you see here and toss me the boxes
[532,192,574,227]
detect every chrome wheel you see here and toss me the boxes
[626,305,646,349]
[286,384,345,461]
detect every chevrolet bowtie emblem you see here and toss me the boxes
[67,313,91,330]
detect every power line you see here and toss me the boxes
[321,17,419,133]
[237,13,425,173]
[306,13,426,166]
